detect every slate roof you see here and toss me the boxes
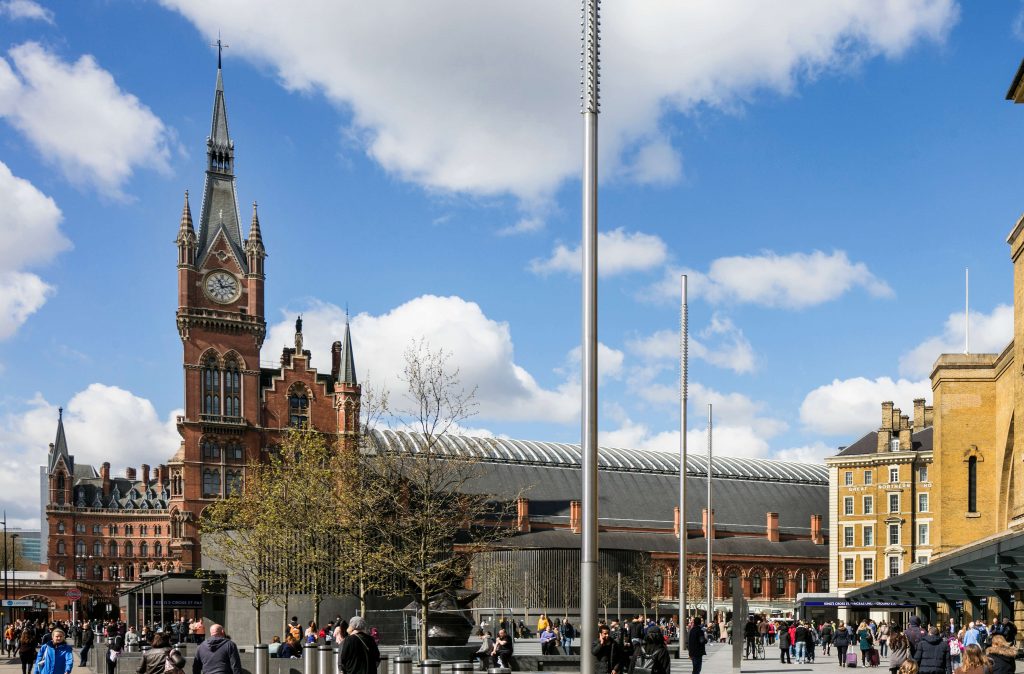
[834,427,932,457]
[369,431,830,537]
[70,476,170,511]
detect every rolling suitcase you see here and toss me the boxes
[847,652,859,667]
[869,648,880,667]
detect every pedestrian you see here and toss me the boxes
[906,617,926,656]
[337,617,380,674]
[953,644,990,674]
[136,633,171,674]
[79,621,95,667]
[879,622,890,657]
[1001,619,1017,646]
[540,624,557,655]
[963,623,981,649]
[834,621,851,667]
[889,630,911,674]
[858,621,875,667]
[33,629,73,674]
[278,636,301,659]
[745,616,759,660]
[821,621,834,655]
[17,631,37,674]
[687,617,707,674]
[493,629,514,670]
[561,620,576,656]
[191,624,242,674]
[914,627,950,674]
[105,629,124,674]
[474,630,494,670]
[305,621,318,645]
[794,621,808,664]
[986,635,1015,674]
[779,621,792,664]
[640,627,670,674]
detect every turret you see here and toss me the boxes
[244,202,266,317]
[335,315,361,449]
[176,191,197,309]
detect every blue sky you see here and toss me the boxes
[0,0,1022,527]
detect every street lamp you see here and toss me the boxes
[11,533,19,609]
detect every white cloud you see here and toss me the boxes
[530,228,668,277]
[0,160,69,338]
[646,251,893,308]
[627,314,755,374]
[617,137,683,185]
[267,296,579,424]
[498,217,545,236]
[0,0,53,23]
[159,1,956,202]
[799,376,929,437]
[0,42,173,197]
[899,304,1013,378]
[565,342,625,386]
[773,441,834,464]
[0,385,182,529]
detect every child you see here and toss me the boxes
[899,658,920,674]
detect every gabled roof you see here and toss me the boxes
[47,409,71,473]
[339,318,357,386]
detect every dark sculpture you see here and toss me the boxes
[403,589,480,645]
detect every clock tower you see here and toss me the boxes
[169,58,266,568]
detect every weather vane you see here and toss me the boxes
[212,32,229,69]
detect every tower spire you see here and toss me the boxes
[48,406,72,473]
[339,313,358,386]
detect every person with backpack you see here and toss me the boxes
[337,617,380,674]
[778,621,792,664]
[889,630,912,674]
[106,627,124,674]
[948,629,963,671]
[821,621,834,656]
[640,628,670,674]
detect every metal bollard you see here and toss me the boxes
[304,644,318,674]
[420,660,441,674]
[486,668,511,674]
[318,644,332,674]
[393,655,413,674]
[255,644,270,674]
[452,662,475,674]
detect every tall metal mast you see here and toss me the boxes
[580,2,600,672]
[678,275,688,654]
[706,405,713,620]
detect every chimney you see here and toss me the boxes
[101,462,111,497]
[673,506,681,538]
[569,500,581,534]
[881,401,894,430]
[913,399,926,430]
[331,340,342,380]
[516,497,530,533]
[702,508,715,539]
[155,464,165,486]
[766,512,779,542]
[125,467,137,481]
[811,514,824,545]
[899,415,912,451]
[924,405,934,428]
[141,464,150,485]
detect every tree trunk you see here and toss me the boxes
[419,593,430,661]
[282,594,289,641]
[256,603,263,644]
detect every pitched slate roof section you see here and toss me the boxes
[834,427,933,457]
[47,408,72,473]
[338,318,357,386]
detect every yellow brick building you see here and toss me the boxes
[827,401,935,596]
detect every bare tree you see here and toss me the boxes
[598,568,617,622]
[375,342,517,660]
[626,553,662,620]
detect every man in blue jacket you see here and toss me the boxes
[192,625,242,674]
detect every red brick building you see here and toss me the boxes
[41,59,361,616]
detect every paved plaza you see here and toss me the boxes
[0,642,902,674]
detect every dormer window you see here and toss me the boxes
[890,438,900,452]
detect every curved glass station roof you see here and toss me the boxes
[368,430,827,485]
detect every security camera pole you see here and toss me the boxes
[580,2,600,673]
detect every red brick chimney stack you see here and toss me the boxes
[125,467,136,481]
[101,462,110,497]
[569,500,581,534]
[673,506,681,539]
[766,512,780,542]
[516,497,530,533]
[811,514,824,545]
[702,508,715,539]
[141,464,150,485]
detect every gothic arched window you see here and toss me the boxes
[92,541,102,556]
[140,541,148,557]
[172,473,183,496]
[109,541,118,557]
[93,564,103,579]
[56,474,65,505]
[751,573,763,596]
[75,539,85,556]
[124,541,134,558]
[202,469,221,498]
[289,385,310,427]
[57,563,66,577]
[203,355,221,415]
[224,358,241,417]
[226,469,243,496]
[774,574,786,596]
[202,438,221,461]
[56,540,66,555]
[154,541,162,557]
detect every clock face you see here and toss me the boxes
[204,271,240,303]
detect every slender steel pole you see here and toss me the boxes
[678,275,688,655]
[965,267,970,354]
[580,2,600,674]
[706,405,713,622]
